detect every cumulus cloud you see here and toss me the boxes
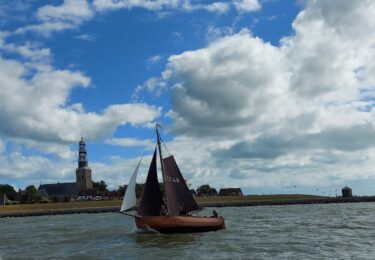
[2,42,50,62]
[205,25,234,43]
[0,148,150,190]
[215,124,375,160]
[36,0,93,23]
[167,29,289,136]
[0,46,160,158]
[0,1,32,27]
[106,138,152,147]
[138,0,375,190]
[182,1,229,14]
[93,0,230,14]
[15,0,94,36]
[0,138,4,154]
[233,0,261,13]
[147,55,163,65]
[13,0,259,37]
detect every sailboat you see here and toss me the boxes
[120,125,225,233]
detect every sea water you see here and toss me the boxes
[1,203,375,259]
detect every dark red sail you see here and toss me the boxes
[137,148,164,216]
[162,155,199,216]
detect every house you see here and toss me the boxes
[38,183,78,202]
[219,188,243,196]
[0,193,9,206]
[190,189,197,197]
[37,188,50,201]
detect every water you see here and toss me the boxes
[1,203,375,259]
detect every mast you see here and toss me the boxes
[156,124,168,212]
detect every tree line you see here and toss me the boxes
[1,182,214,204]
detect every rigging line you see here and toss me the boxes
[141,138,155,158]
[127,140,150,173]
[117,211,140,219]
[159,136,171,157]
[155,123,171,157]
[156,124,170,214]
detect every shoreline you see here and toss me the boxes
[2,196,375,218]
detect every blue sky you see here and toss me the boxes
[1,0,375,195]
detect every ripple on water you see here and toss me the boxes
[2,203,375,259]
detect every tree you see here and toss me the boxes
[197,184,212,196]
[135,183,145,198]
[93,180,107,192]
[0,184,17,200]
[118,185,127,196]
[23,185,40,203]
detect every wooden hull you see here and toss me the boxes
[135,215,226,233]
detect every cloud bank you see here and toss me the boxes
[146,0,375,190]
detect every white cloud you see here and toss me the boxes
[0,51,160,156]
[205,25,234,43]
[147,55,163,65]
[0,152,74,182]
[13,0,258,37]
[36,0,93,23]
[15,0,94,36]
[182,1,229,14]
[2,42,50,62]
[132,69,172,100]
[12,138,75,160]
[15,22,76,37]
[106,138,152,147]
[139,0,375,191]
[167,29,289,136]
[233,0,261,13]
[93,0,230,14]
[0,1,32,27]
[0,138,4,154]
[75,34,96,41]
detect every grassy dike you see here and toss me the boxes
[0,194,327,217]
[5,194,375,218]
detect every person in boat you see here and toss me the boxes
[179,206,188,216]
[211,210,218,218]
[160,205,168,216]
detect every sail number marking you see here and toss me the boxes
[164,176,180,183]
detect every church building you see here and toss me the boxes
[38,138,94,201]
[76,137,93,191]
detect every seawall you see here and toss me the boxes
[2,196,375,218]
[198,196,375,207]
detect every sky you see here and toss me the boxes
[1,0,375,196]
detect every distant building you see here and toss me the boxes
[219,188,243,196]
[76,137,93,191]
[342,186,352,197]
[38,138,94,201]
[38,183,77,202]
[190,189,197,197]
[37,188,50,201]
[0,193,9,206]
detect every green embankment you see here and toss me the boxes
[0,194,327,213]
[196,194,327,203]
[0,200,122,213]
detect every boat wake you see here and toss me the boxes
[132,226,160,234]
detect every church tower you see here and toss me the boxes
[76,137,93,191]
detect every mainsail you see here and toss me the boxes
[163,155,199,216]
[137,148,165,216]
[120,158,142,212]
